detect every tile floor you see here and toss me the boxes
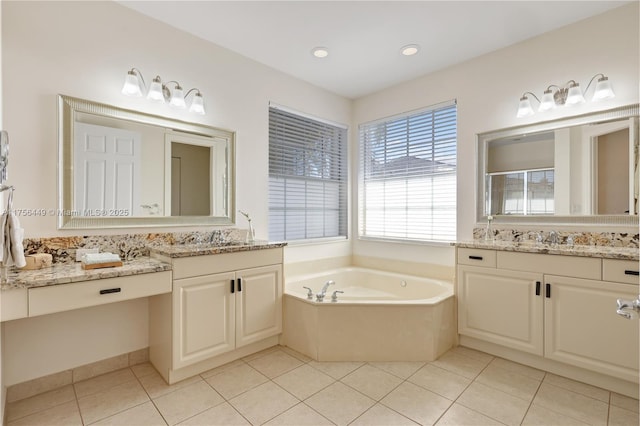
[6,345,639,426]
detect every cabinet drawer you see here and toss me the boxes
[457,248,496,268]
[29,271,172,317]
[497,251,601,280]
[603,259,640,285]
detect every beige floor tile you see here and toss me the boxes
[200,359,246,379]
[609,405,640,426]
[451,346,495,364]
[7,400,82,426]
[611,392,639,413]
[368,361,425,379]
[247,349,304,379]
[307,360,364,379]
[77,380,149,425]
[521,404,589,426]
[533,383,609,426]
[476,363,541,402]
[178,401,250,425]
[279,346,314,363]
[341,364,403,401]
[489,357,546,381]
[306,382,375,426]
[431,351,490,379]
[264,402,334,425]
[138,371,203,399]
[131,363,159,379]
[74,368,136,399]
[153,380,224,425]
[544,373,610,402]
[380,382,452,426]
[90,401,167,425]
[273,365,335,400]
[350,403,419,426]
[407,364,471,400]
[229,381,299,425]
[457,382,529,426]
[6,385,76,423]
[435,403,504,426]
[205,363,269,399]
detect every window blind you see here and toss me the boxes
[269,106,348,241]
[358,101,457,242]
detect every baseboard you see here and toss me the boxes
[6,347,149,403]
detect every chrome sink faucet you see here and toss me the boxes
[316,280,335,302]
[548,230,559,245]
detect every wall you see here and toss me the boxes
[0,0,4,420]
[352,3,639,266]
[1,1,351,386]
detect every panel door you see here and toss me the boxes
[544,275,639,382]
[74,122,141,215]
[458,265,544,355]
[173,272,235,369]
[235,265,283,348]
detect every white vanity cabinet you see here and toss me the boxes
[456,246,639,394]
[150,248,283,384]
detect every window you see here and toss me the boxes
[269,105,348,241]
[487,168,554,215]
[358,101,457,243]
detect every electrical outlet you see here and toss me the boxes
[76,248,99,262]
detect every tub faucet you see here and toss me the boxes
[316,280,335,302]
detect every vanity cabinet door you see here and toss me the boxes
[235,264,283,348]
[544,275,639,382]
[173,272,236,370]
[458,265,544,355]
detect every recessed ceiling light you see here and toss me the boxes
[401,44,420,56]
[312,47,329,58]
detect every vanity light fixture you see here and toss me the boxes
[516,73,615,118]
[121,68,205,114]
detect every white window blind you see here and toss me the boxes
[358,101,457,243]
[269,106,348,241]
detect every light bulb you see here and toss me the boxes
[121,71,142,97]
[147,76,164,102]
[189,92,205,114]
[169,85,186,108]
[592,76,615,101]
[516,95,534,118]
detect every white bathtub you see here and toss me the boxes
[282,267,455,361]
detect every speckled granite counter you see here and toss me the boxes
[454,241,639,261]
[149,241,287,258]
[0,257,171,290]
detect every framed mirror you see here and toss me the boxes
[477,104,639,226]
[58,95,235,229]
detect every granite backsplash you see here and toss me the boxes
[473,228,639,248]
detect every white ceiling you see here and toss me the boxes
[120,1,629,99]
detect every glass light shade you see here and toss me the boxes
[121,72,142,97]
[146,77,164,102]
[592,77,615,101]
[169,86,186,108]
[565,84,585,105]
[516,96,534,118]
[538,90,556,112]
[189,93,205,114]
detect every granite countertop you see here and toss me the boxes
[0,257,172,290]
[454,241,639,261]
[149,240,287,258]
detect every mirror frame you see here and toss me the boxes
[58,94,236,229]
[476,104,639,227]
